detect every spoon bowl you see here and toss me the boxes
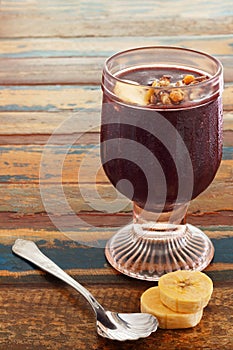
[12,239,158,341]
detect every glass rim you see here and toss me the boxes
[104,45,223,89]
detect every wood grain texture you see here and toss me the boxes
[0,110,100,135]
[0,85,101,111]
[0,55,232,85]
[0,84,232,111]
[0,145,232,183]
[0,110,232,137]
[0,210,233,229]
[0,1,232,348]
[0,226,232,347]
[0,231,232,276]
[0,0,232,37]
[0,148,232,214]
[0,35,232,85]
[0,36,232,59]
[0,281,232,350]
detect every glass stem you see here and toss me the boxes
[133,202,189,233]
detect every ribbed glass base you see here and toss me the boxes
[105,223,214,281]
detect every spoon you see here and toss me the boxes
[12,239,158,341]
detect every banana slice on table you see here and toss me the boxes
[114,80,152,106]
[158,270,213,313]
[141,286,203,329]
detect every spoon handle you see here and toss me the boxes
[12,239,103,315]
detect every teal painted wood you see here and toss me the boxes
[3,234,233,272]
[0,85,101,112]
[3,235,233,274]
[0,1,232,40]
[223,147,233,159]
[0,35,232,58]
[0,55,232,85]
[0,145,231,183]
[0,84,232,112]
[1,0,232,20]
[0,144,232,156]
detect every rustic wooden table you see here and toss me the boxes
[0,1,232,349]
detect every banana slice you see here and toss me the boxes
[141,286,203,329]
[158,270,213,313]
[114,80,152,106]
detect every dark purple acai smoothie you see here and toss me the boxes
[101,67,223,212]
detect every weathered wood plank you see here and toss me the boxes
[0,145,232,183]
[0,234,232,277]
[0,84,232,111]
[1,0,231,18]
[0,133,100,146]
[1,226,233,245]
[224,112,233,130]
[0,226,232,346]
[0,1,232,37]
[0,182,131,214]
[1,211,233,229]
[0,36,232,85]
[0,131,231,147]
[0,55,231,85]
[0,111,232,138]
[223,84,233,111]
[0,57,103,85]
[0,144,109,183]
[0,157,232,214]
[0,36,232,59]
[0,110,100,135]
[0,212,133,229]
[0,281,231,350]
[0,85,101,111]
[0,178,232,214]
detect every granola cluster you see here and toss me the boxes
[147,74,209,106]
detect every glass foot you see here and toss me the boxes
[105,223,214,281]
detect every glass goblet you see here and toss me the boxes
[101,46,223,281]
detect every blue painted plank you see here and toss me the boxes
[0,35,232,59]
[0,236,232,275]
[0,145,231,157]
[222,147,233,160]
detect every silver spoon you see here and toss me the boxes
[12,239,158,341]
